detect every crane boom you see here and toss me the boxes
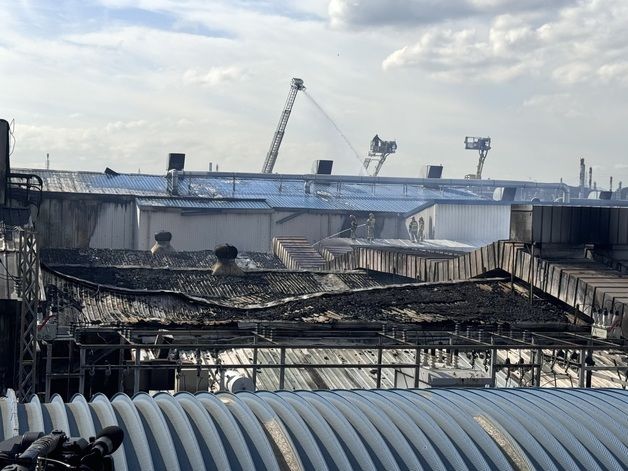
[261,78,305,173]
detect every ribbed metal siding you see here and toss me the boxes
[89,202,135,249]
[138,210,273,252]
[433,203,510,243]
[273,212,345,245]
[37,199,135,249]
[2,388,626,471]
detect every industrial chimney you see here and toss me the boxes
[151,231,175,255]
[212,244,244,276]
[579,158,585,198]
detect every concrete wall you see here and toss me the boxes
[36,196,135,249]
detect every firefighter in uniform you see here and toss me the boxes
[349,214,358,240]
[366,213,376,241]
[409,217,419,242]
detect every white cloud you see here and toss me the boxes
[329,0,572,29]
[182,66,247,87]
[522,93,583,118]
[382,1,628,86]
[2,0,628,185]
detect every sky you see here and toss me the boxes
[2,0,628,188]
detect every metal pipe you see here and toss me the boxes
[75,341,626,351]
[279,347,286,389]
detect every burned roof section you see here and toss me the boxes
[41,247,285,270]
[47,266,413,305]
[43,267,568,328]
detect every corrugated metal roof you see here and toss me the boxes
[136,198,271,210]
[41,248,285,269]
[44,265,414,307]
[24,169,484,213]
[42,268,567,326]
[4,388,627,471]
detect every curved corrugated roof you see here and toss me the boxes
[1,388,626,470]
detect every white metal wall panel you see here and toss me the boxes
[405,205,436,239]
[89,202,135,249]
[433,204,510,243]
[37,198,135,249]
[137,210,273,252]
[273,212,345,245]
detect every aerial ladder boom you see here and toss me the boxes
[261,78,305,173]
[363,134,397,176]
[464,136,491,179]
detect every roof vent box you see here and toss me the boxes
[312,160,333,175]
[167,153,185,172]
[420,165,443,179]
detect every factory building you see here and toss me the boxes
[25,161,571,252]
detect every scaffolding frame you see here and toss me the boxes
[17,228,40,400]
[43,324,628,399]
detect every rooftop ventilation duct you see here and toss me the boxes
[212,244,244,276]
[167,153,185,172]
[420,165,443,179]
[312,160,333,175]
[0,119,10,205]
[151,231,175,255]
[166,169,179,195]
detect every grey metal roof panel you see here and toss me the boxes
[135,198,272,210]
[23,169,498,213]
[27,169,472,197]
